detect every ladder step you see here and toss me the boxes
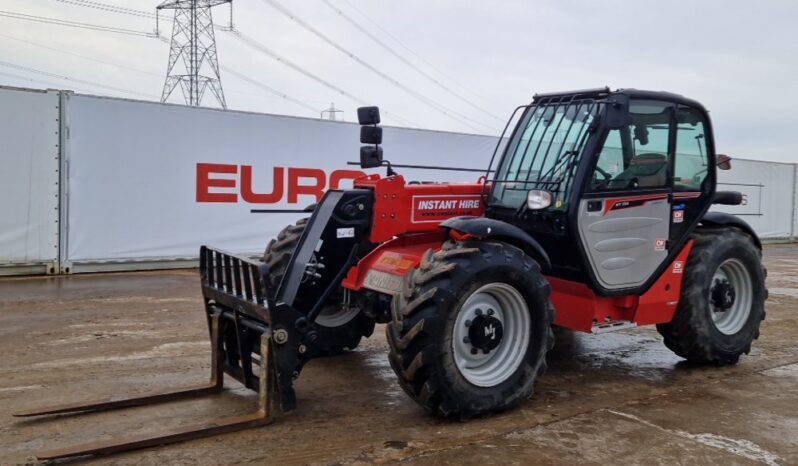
[591,320,637,334]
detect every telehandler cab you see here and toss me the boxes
[17,87,766,460]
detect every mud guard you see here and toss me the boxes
[439,216,552,270]
[700,212,761,249]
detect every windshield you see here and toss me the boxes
[490,98,601,209]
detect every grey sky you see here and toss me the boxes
[0,0,796,162]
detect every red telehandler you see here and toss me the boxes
[16,88,766,460]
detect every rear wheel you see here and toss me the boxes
[657,228,767,364]
[263,218,374,355]
[387,240,555,419]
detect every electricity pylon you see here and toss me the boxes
[157,0,231,109]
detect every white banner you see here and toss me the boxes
[3,87,794,273]
[713,158,796,238]
[64,95,497,262]
[0,87,59,267]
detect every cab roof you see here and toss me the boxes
[532,87,707,112]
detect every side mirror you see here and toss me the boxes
[717,154,732,170]
[357,106,380,125]
[713,191,743,205]
[360,146,383,169]
[360,126,382,145]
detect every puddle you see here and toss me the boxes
[607,409,783,466]
[360,350,407,406]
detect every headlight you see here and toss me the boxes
[527,190,552,210]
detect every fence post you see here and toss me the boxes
[792,163,797,241]
[58,91,73,274]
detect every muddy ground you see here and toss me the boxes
[1,244,796,465]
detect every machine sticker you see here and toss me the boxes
[672,260,684,274]
[603,194,668,215]
[411,195,483,224]
[655,239,667,251]
[373,252,415,274]
[672,210,684,223]
[336,227,355,238]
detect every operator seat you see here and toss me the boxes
[610,153,667,188]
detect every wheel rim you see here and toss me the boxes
[315,306,360,328]
[709,258,753,335]
[452,283,531,387]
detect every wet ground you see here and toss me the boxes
[1,244,796,465]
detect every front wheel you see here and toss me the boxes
[386,240,555,419]
[263,218,374,355]
[657,228,767,364]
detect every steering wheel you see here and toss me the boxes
[594,166,613,181]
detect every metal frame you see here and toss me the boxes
[13,247,298,460]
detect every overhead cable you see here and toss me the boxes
[53,0,155,18]
[0,10,155,37]
[0,32,162,78]
[339,0,494,105]
[259,0,496,133]
[320,0,504,123]
[220,66,320,114]
[229,30,421,127]
[0,59,159,99]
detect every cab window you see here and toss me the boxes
[673,106,709,192]
[590,100,673,191]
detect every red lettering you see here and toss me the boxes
[288,168,325,204]
[240,165,284,204]
[196,163,237,203]
[330,170,366,189]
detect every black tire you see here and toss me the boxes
[386,240,555,419]
[263,218,374,355]
[657,228,767,365]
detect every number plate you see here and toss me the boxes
[363,270,404,295]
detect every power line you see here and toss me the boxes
[0,60,159,99]
[9,1,421,126]
[220,66,320,114]
[0,7,341,118]
[229,29,421,127]
[338,0,493,105]
[0,30,313,111]
[53,0,156,18]
[0,10,155,37]
[153,35,320,114]
[320,0,504,123]
[47,0,320,116]
[0,32,162,78]
[0,69,94,92]
[259,0,497,133]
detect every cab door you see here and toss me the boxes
[577,100,675,292]
[670,104,714,242]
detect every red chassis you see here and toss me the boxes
[341,174,692,333]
